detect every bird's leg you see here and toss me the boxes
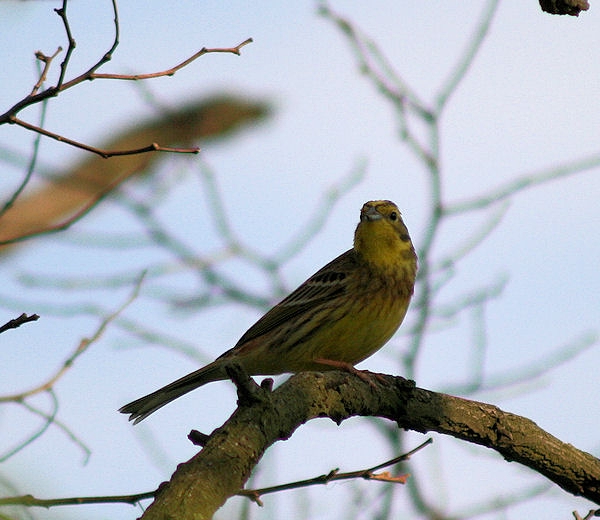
[313,358,379,387]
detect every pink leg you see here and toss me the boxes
[313,358,379,386]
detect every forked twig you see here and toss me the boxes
[238,439,433,506]
[92,38,253,81]
[0,440,432,509]
[0,0,253,157]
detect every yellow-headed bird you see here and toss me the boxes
[120,200,417,423]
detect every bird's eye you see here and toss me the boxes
[389,212,397,221]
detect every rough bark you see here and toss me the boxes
[140,369,600,520]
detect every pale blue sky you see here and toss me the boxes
[1,2,599,519]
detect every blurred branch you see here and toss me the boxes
[446,330,598,396]
[432,202,509,278]
[193,157,367,305]
[0,391,59,463]
[433,275,508,321]
[0,272,144,403]
[20,399,92,464]
[0,288,211,365]
[1,83,49,216]
[436,0,500,110]
[450,482,553,519]
[117,193,271,310]
[137,370,600,519]
[0,170,129,247]
[318,3,433,166]
[322,1,501,384]
[0,96,270,250]
[320,6,507,518]
[114,315,213,365]
[445,151,600,215]
[273,159,366,265]
[318,3,428,115]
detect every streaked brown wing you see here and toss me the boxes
[227,249,358,351]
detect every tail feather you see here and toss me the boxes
[119,361,227,424]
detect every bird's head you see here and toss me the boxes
[354,200,417,271]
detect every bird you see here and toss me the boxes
[120,200,417,424]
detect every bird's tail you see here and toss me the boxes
[119,361,228,424]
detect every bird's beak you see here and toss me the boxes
[361,205,383,222]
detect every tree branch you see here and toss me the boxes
[0,272,144,402]
[539,0,589,16]
[90,38,253,81]
[237,439,430,506]
[140,371,600,519]
[0,0,253,157]
[0,313,39,334]
[0,442,430,510]
[9,116,200,158]
[0,96,270,250]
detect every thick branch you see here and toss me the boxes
[141,371,600,519]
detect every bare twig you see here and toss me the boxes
[91,38,253,81]
[0,441,431,511]
[0,272,145,402]
[572,509,600,520]
[54,0,80,89]
[0,491,156,509]
[0,0,252,157]
[0,313,39,334]
[31,47,63,96]
[238,440,432,506]
[9,117,200,158]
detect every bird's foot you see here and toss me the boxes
[313,358,384,387]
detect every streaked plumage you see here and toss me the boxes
[120,200,417,423]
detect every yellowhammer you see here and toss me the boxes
[120,200,417,423]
